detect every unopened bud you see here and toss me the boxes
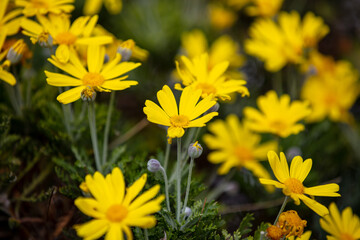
[6,39,26,64]
[188,141,203,158]
[117,39,135,62]
[147,159,162,172]
[184,207,192,217]
[81,87,96,102]
[206,102,220,114]
[286,147,302,161]
[38,32,53,47]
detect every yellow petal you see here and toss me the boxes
[167,126,185,138]
[104,225,123,240]
[143,100,171,126]
[83,0,103,15]
[56,86,84,104]
[126,195,164,218]
[87,45,105,73]
[122,174,147,206]
[101,62,141,80]
[179,86,201,117]
[188,112,218,127]
[189,94,217,121]
[157,85,178,117]
[75,219,109,239]
[102,79,138,90]
[45,71,82,86]
[128,185,161,211]
[55,44,70,63]
[110,167,125,204]
[0,69,16,85]
[74,197,105,218]
[298,194,329,216]
[304,183,340,197]
[259,178,284,188]
[124,216,157,228]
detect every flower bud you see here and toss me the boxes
[188,141,203,158]
[117,39,135,62]
[81,87,96,102]
[6,39,26,64]
[206,102,220,114]
[184,207,192,217]
[38,32,53,47]
[147,159,162,172]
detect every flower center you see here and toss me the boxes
[55,32,77,45]
[196,83,217,95]
[234,146,253,163]
[30,0,48,8]
[106,204,128,222]
[170,115,190,128]
[284,178,304,194]
[340,233,355,240]
[82,73,105,87]
[324,94,337,107]
[270,120,287,133]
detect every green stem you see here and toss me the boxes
[176,137,182,222]
[273,71,283,96]
[160,166,171,212]
[5,84,21,116]
[59,88,74,141]
[273,196,289,225]
[164,140,170,172]
[102,92,116,165]
[182,157,194,213]
[144,229,149,240]
[88,102,102,172]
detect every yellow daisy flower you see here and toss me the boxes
[0,30,16,85]
[83,0,122,15]
[320,202,360,240]
[243,90,311,138]
[45,44,141,104]
[245,11,328,72]
[287,231,312,240]
[0,0,24,36]
[175,54,249,101]
[208,3,237,30]
[203,114,277,178]
[15,0,74,17]
[259,151,340,216]
[74,167,164,240]
[143,85,218,143]
[21,14,112,63]
[181,29,245,70]
[246,0,284,18]
[301,52,359,123]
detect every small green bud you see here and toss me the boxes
[188,141,203,158]
[147,159,162,173]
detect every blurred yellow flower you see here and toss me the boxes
[208,3,237,30]
[259,151,340,216]
[244,91,311,138]
[301,52,359,123]
[181,29,245,70]
[245,11,329,72]
[175,54,249,101]
[287,231,312,240]
[226,0,251,10]
[15,0,74,16]
[320,202,360,240]
[143,85,218,143]
[0,30,16,85]
[83,0,122,16]
[21,14,112,63]
[45,45,141,104]
[0,0,23,36]
[75,167,164,240]
[93,25,149,62]
[203,114,277,178]
[246,0,284,18]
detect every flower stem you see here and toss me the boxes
[144,229,149,240]
[160,166,171,212]
[102,91,115,165]
[273,196,288,225]
[176,137,182,222]
[59,88,74,141]
[164,140,170,172]
[88,102,102,172]
[182,157,194,213]
[5,84,22,116]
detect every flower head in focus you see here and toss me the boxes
[203,114,277,179]
[15,0,74,16]
[243,90,311,138]
[175,54,249,101]
[259,151,340,216]
[45,45,141,104]
[245,11,329,72]
[74,167,164,240]
[301,52,359,124]
[83,0,122,16]
[21,14,112,63]
[143,85,218,143]
[320,202,360,240]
